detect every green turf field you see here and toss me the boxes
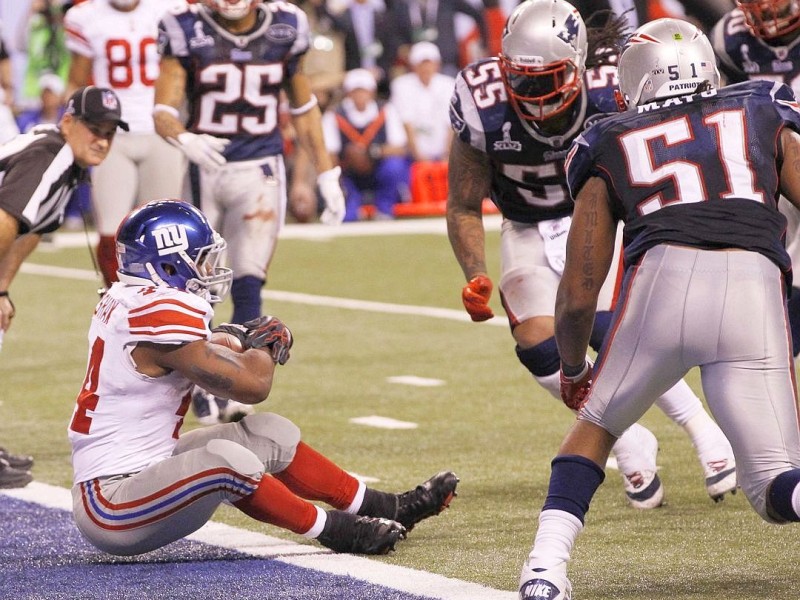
[2,221,800,599]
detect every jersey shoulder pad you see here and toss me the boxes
[122,286,212,345]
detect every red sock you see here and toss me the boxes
[273,442,359,510]
[233,474,318,534]
[97,235,119,287]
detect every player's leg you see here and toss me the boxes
[71,438,264,556]
[698,250,800,522]
[500,219,663,508]
[218,156,286,324]
[519,245,691,599]
[136,133,186,205]
[90,135,139,287]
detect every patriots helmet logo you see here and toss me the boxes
[557,13,581,51]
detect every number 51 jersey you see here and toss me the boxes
[566,80,800,280]
[157,1,311,161]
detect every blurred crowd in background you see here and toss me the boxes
[0,0,736,223]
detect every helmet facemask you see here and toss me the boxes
[737,0,800,40]
[500,54,583,121]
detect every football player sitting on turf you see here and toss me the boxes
[68,200,457,556]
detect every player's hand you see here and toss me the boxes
[560,360,593,411]
[317,166,346,225]
[173,132,229,171]
[0,292,15,332]
[461,275,494,321]
[242,316,294,365]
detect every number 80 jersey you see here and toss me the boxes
[157,1,310,161]
[64,0,176,133]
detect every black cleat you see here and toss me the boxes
[317,510,407,555]
[0,447,34,471]
[0,458,32,489]
[395,471,459,531]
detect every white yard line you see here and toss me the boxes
[2,483,515,600]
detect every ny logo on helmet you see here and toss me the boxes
[152,224,189,255]
[557,13,581,51]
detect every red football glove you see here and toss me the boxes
[560,361,593,411]
[242,316,294,365]
[462,275,494,322]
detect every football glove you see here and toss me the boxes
[560,360,593,411]
[242,315,294,365]
[171,132,230,171]
[317,166,346,225]
[461,275,494,322]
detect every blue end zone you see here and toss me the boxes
[0,496,433,600]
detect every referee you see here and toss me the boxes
[0,85,128,332]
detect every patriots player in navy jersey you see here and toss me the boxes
[711,0,800,357]
[446,0,737,510]
[153,0,346,424]
[520,19,800,600]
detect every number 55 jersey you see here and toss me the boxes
[157,1,310,161]
[565,80,800,281]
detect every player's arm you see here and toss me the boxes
[65,53,93,98]
[779,127,800,211]
[446,137,492,281]
[286,69,334,173]
[554,176,616,370]
[0,233,41,331]
[153,56,188,140]
[131,337,276,405]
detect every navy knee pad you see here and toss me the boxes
[767,469,800,522]
[516,337,561,378]
[787,287,800,356]
[542,455,606,524]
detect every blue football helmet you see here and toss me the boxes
[115,200,232,303]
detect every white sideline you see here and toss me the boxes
[2,483,515,600]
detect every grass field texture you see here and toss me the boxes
[2,220,800,599]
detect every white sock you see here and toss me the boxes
[344,479,367,514]
[683,411,731,460]
[534,371,561,400]
[653,379,702,426]
[525,509,583,571]
[303,505,327,539]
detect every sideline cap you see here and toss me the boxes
[65,86,129,131]
[409,41,441,66]
[343,68,377,93]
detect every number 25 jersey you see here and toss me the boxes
[157,1,310,161]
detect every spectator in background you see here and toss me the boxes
[64,0,186,289]
[390,41,453,162]
[321,0,396,95]
[18,0,71,110]
[15,73,64,133]
[0,24,18,144]
[322,68,409,221]
[387,0,489,77]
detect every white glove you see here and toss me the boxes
[171,132,230,171]
[317,166,346,225]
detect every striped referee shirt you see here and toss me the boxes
[0,125,87,235]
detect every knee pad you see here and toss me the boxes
[206,438,264,478]
[516,338,560,378]
[241,413,302,467]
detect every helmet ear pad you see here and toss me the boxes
[499,0,588,122]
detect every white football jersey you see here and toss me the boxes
[69,282,213,484]
[64,0,180,132]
